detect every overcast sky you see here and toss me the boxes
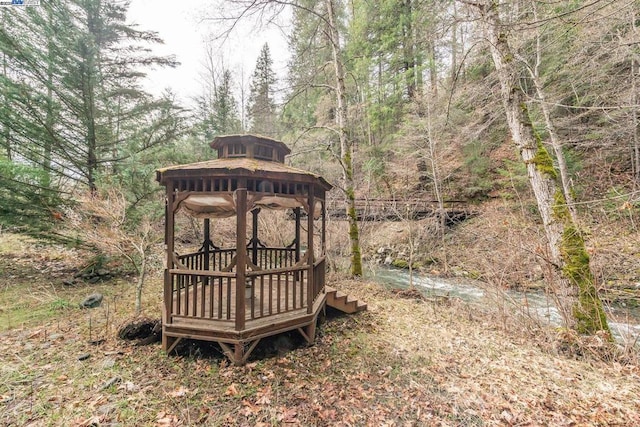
[127,0,291,107]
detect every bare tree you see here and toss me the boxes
[465,0,610,336]
[512,0,578,224]
[68,189,162,315]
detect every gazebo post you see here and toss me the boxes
[162,182,177,352]
[203,218,211,277]
[294,207,301,263]
[235,188,247,332]
[307,188,315,314]
[321,199,327,255]
[251,209,259,267]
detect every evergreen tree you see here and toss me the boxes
[247,43,278,137]
[345,0,443,145]
[196,67,242,142]
[0,0,183,236]
[281,0,333,132]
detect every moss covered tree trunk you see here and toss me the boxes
[326,0,363,276]
[478,0,610,335]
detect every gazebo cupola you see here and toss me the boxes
[211,134,290,163]
[156,135,335,365]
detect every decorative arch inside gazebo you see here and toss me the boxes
[156,135,364,365]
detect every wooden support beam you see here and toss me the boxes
[307,188,315,314]
[252,209,259,266]
[164,183,176,328]
[242,339,261,364]
[235,188,247,331]
[164,336,182,355]
[218,342,234,361]
[294,207,301,263]
[203,218,211,272]
[302,320,317,344]
[321,199,327,256]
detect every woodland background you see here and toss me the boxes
[1,0,639,300]
[3,2,640,424]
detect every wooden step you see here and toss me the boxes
[325,287,367,314]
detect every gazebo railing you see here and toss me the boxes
[178,249,237,271]
[250,247,297,269]
[245,265,308,319]
[168,270,235,321]
[167,249,325,329]
[177,247,296,272]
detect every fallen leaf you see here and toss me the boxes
[168,386,189,398]
[224,383,239,397]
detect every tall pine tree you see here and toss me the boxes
[196,67,242,141]
[247,43,278,137]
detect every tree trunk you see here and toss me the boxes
[522,1,577,223]
[43,6,54,190]
[135,253,147,315]
[478,0,610,335]
[402,0,416,99]
[632,7,640,185]
[1,51,10,160]
[326,0,363,276]
[633,57,640,185]
[451,1,458,84]
[424,92,448,273]
[529,72,578,224]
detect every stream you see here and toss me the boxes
[368,268,640,344]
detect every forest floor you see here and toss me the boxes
[1,233,640,426]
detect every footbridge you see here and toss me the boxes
[325,198,475,225]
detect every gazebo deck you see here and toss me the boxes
[161,247,328,363]
[165,292,327,342]
[170,274,312,321]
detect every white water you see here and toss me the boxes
[369,268,640,345]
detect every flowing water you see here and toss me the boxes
[369,267,640,344]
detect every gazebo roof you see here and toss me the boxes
[156,157,332,190]
[156,135,332,219]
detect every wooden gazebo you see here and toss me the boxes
[156,135,365,365]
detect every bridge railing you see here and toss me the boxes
[324,197,472,222]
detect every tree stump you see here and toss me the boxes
[117,317,161,345]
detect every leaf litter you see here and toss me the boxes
[0,246,640,425]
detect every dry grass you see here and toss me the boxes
[1,233,640,426]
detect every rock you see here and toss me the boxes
[98,404,117,416]
[62,279,76,287]
[80,293,104,309]
[100,376,121,390]
[384,256,393,265]
[78,353,91,361]
[96,269,110,276]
